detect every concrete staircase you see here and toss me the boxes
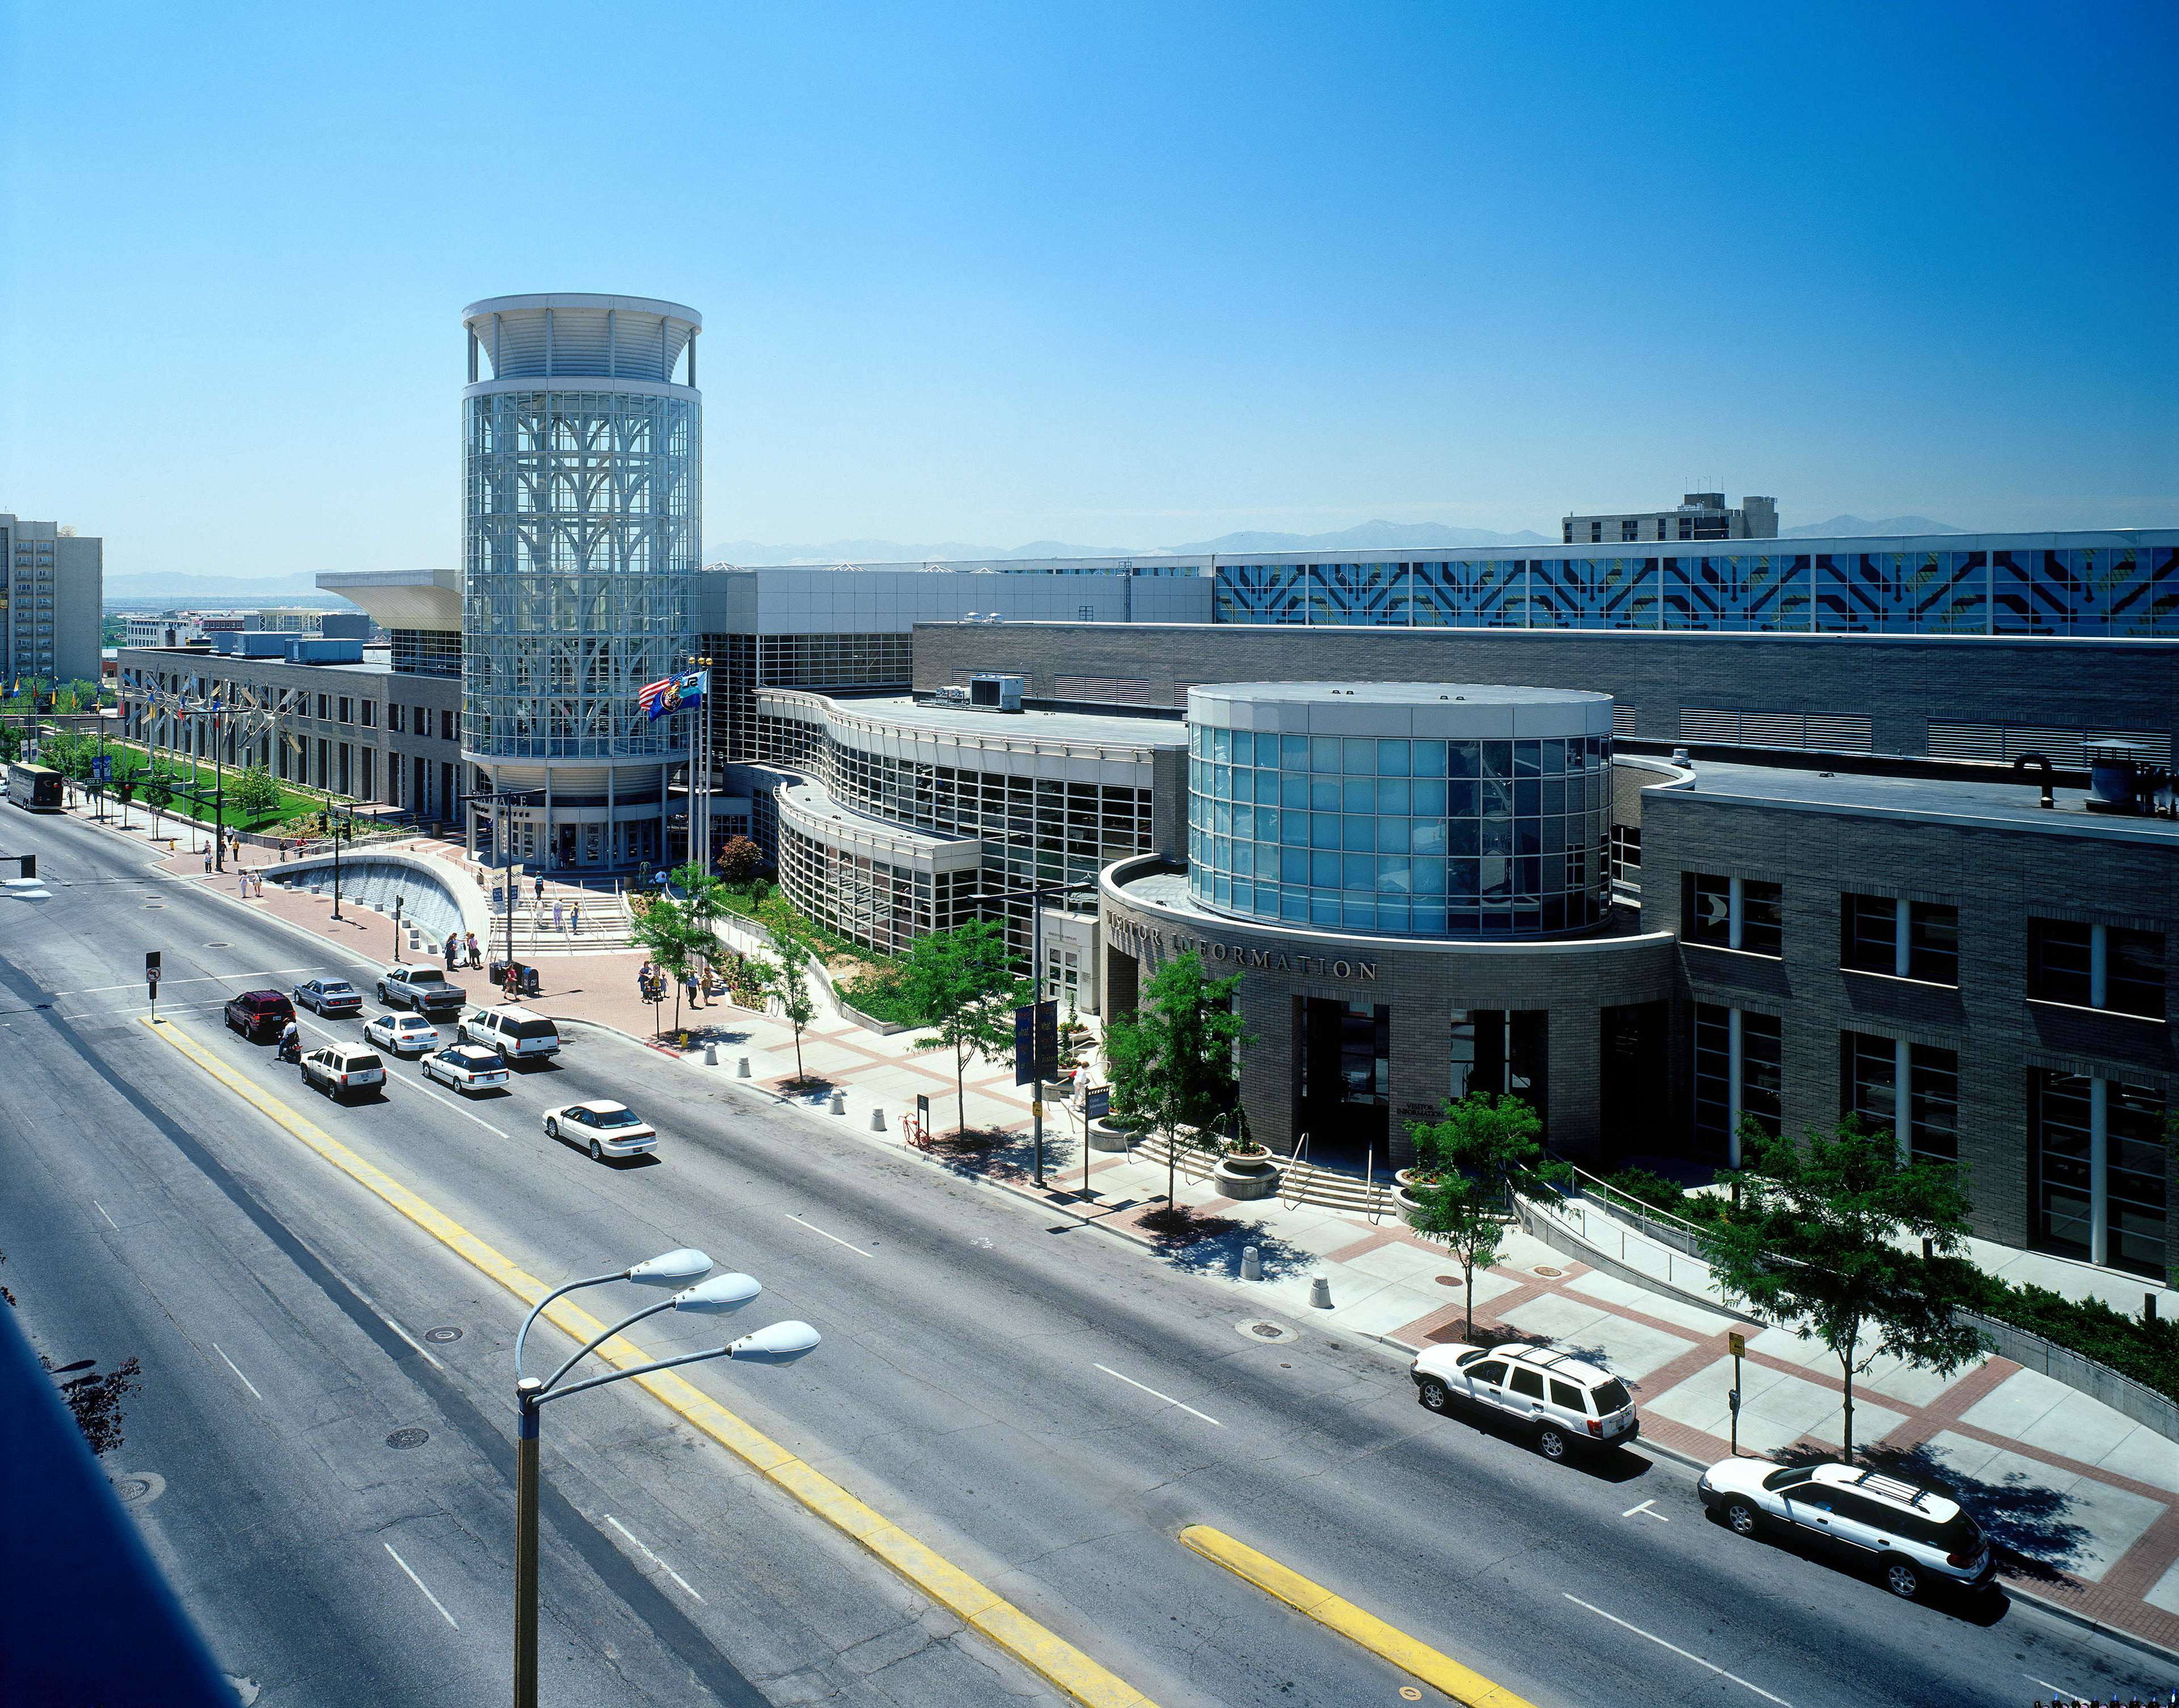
[1128,1132,1397,1217]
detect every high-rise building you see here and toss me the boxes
[1563,492,1778,544]
[460,293,703,868]
[2,515,102,686]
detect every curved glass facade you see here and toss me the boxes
[1186,693,1613,937]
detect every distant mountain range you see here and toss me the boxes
[105,571,355,606]
[704,520,1550,564]
[1781,514,1964,538]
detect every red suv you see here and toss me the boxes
[224,988,295,1042]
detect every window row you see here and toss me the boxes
[1190,727,1610,778]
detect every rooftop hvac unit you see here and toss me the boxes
[933,685,971,706]
[968,673,1024,713]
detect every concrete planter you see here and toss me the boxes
[1213,1150,1282,1201]
[1088,1118,1139,1153]
[1393,1174,1434,1228]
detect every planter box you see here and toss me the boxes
[1213,1153,1282,1201]
[1088,1119,1137,1153]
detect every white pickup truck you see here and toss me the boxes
[375,963,468,1017]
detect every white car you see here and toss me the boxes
[422,1044,509,1094]
[365,1012,440,1056]
[544,1100,657,1163]
[1409,1341,1640,1461]
[1698,1458,1997,1601]
[299,1044,385,1102]
[459,1005,561,1062]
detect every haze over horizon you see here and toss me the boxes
[5,1,2172,581]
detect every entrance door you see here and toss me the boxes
[1298,998,1389,1168]
[1599,1001,1669,1164]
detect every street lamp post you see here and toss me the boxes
[392,895,405,960]
[975,879,1097,1189]
[510,1248,817,1708]
[327,790,346,921]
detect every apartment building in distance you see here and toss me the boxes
[1563,491,1778,545]
[3,514,103,685]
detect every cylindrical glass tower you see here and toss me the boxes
[1185,682,1614,937]
[461,293,701,870]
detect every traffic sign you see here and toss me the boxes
[145,951,161,978]
[1727,1331,1745,1358]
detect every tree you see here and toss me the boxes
[1701,1117,1989,1461]
[631,894,696,1031]
[0,721,17,764]
[716,834,765,885]
[1403,1093,1546,1339]
[756,900,819,1084]
[143,771,175,836]
[229,764,282,825]
[1104,951,1246,1214]
[901,919,1024,1136]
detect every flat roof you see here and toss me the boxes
[1662,758,2179,846]
[1195,682,1608,707]
[767,689,1187,750]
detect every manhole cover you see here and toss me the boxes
[111,1471,166,1506]
[423,1327,462,1344]
[384,1428,429,1450]
[1532,1265,1565,1278]
[1236,1319,1298,1345]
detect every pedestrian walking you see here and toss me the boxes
[685,970,700,1009]
[203,847,213,874]
[254,871,265,899]
[534,872,545,904]
[552,900,564,934]
[570,901,581,935]
[465,931,480,968]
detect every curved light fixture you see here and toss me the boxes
[625,1248,712,1287]
[727,1320,822,1364]
[670,1273,760,1315]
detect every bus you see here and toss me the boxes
[6,762,64,812]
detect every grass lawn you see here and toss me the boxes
[92,739,342,834]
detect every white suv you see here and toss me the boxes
[1698,1458,1996,1601]
[460,1005,561,1062]
[1409,1342,1640,1461]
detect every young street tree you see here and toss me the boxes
[1701,1118,1989,1461]
[631,894,696,1031]
[716,834,765,885]
[755,900,819,1084]
[1104,951,1246,1216]
[229,764,283,826]
[902,918,1024,1137]
[1403,1093,1545,1340]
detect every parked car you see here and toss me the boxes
[543,1100,657,1163]
[1698,1459,1996,1601]
[421,1043,509,1094]
[376,964,467,1016]
[223,988,295,1042]
[364,1012,439,1056]
[299,1044,385,1102]
[1409,1341,1640,1461]
[293,977,363,1017]
[459,1005,561,1063]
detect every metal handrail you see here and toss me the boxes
[1279,1132,1312,1210]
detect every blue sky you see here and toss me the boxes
[3,1,2173,577]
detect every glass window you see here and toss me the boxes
[1377,738,1410,775]
[2029,1068,2094,1262]
[2029,918,2094,1006]
[2107,1080,2169,1279]
[1343,737,1375,774]
[1740,880,1783,957]
[1508,1367,1546,1400]
[2108,926,2167,1018]
[1469,1360,1508,1386]
[1841,892,1897,974]
[1548,1379,1586,1411]
[1685,873,1732,947]
[1908,903,1959,985]
[1741,1010,1782,1135]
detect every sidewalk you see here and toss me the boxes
[76,798,2179,1656]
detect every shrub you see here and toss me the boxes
[838,971,923,1026]
[1601,1166,1689,1217]
[1967,1274,2179,1406]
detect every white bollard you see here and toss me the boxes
[871,1107,885,1132]
[704,1042,717,1066]
[830,1091,846,1115]
[736,1056,751,1078]
[1309,1274,1333,1310]
[1241,1245,1262,1282]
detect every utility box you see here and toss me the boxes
[968,673,1024,713]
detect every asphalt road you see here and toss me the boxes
[1,802,2168,1708]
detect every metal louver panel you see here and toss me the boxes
[1801,714,1875,753]
[1928,721,2174,769]
[1680,707,1875,752]
[1611,704,1636,736]
[1678,708,1744,744]
[1052,674,1158,706]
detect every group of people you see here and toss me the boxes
[637,959,715,1009]
[443,931,483,970]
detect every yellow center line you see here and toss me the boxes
[143,1016,1157,1708]
[1179,1525,1540,1708]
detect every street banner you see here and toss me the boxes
[1013,998,1059,1086]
